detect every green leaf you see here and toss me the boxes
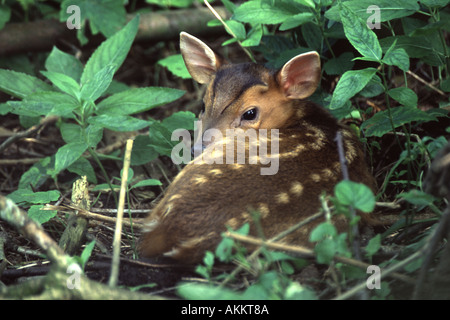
[241,25,263,47]
[41,71,80,99]
[28,205,57,224]
[314,238,337,264]
[420,0,450,7]
[339,3,382,61]
[67,157,98,184]
[225,20,246,40]
[361,106,436,137]
[178,283,243,300]
[131,179,162,189]
[130,135,159,166]
[80,16,139,85]
[379,35,443,67]
[383,46,410,71]
[54,142,88,174]
[0,4,11,30]
[45,47,83,82]
[80,240,96,269]
[0,69,54,99]
[18,156,53,190]
[162,111,196,132]
[310,222,337,242]
[335,181,375,212]
[97,87,185,115]
[323,52,354,76]
[233,0,298,25]
[397,189,437,206]
[60,0,127,39]
[89,114,149,131]
[325,0,419,22]
[388,87,418,107]
[365,234,381,257]
[8,189,61,206]
[279,13,314,31]
[330,68,377,109]
[158,54,191,79]
[80,64,115,102]
[8,91,79,118]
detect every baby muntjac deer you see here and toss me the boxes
[138,32,376,263]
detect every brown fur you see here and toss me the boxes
[138,33,376,264]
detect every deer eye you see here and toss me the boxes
[241,107,258,121]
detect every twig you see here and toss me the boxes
[203,0,256,62]
[220,212,323,287]
[407,70,445,96]
[44,204,146,228]
[0,116,58,153]
[334,248,424,300]
[109,139,133,287]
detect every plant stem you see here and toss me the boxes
[87,147,118,206]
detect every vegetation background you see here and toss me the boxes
[0,0,449,300]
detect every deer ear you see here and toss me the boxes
[180,32,223,84]
[277,51,321,100]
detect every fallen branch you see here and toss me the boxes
[0,195,163,299]
[0,8,229,56]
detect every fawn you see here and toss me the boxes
[138,32,376,263]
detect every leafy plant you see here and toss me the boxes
[1,16,191,221]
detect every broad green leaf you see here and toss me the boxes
[323,52,354,75]
[325,0,419,22]
[280,12,314,31]
[293,0,315,8]
[379,36,443,67]
[334,180,375,213]
[8,189,61,206]
[365,234,381,257]
[97,87,185,115]
[60,122,103,147]
[130,135,159,166]
[233,0,298,25]
[80,64,115,102]
[131,179,162,189]
[67,157,97,184]
[314,238,337,264]
[310,222,337,242]
[18,156,53,190]
[147,119,184,157]
[60,0,127,38]
[420,0,450,7]
[388,87,418,107]
[0,69,54,99]
[225,20,246,40]
[80,16,139,84]
[241,25,263,47]
[41,70,80,99]
[162,111,196,132]
[88,114,149,131]
[28,205,57,224]
[330,68,377,109]
[7,91,79,117]
[178,283,243,300]
[397,189,437,206]
[383,47,410,71]
[45,47,83,82]
[361,106,436,137]
[339,3,382,61]
[54,142,88,174]
[158,54,191,79]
